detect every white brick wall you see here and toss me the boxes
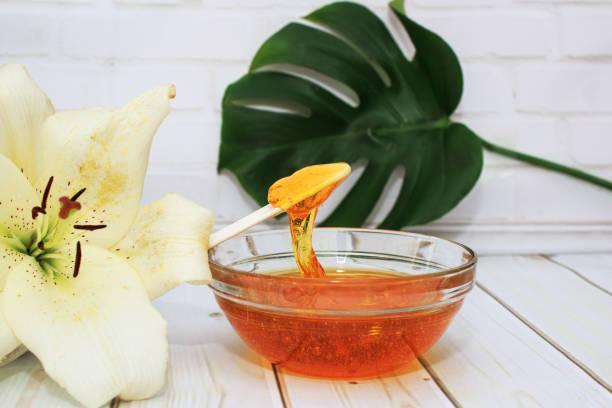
[414,11,556,58]
[1,0,611,253]
[517,65,612,112]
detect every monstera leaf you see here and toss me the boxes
[219,1,611,229]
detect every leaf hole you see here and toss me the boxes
[231,98,312,118]
[255,63,360,109]
[364,165,406,226]
[386,9,416,61]
[296,18,392,88]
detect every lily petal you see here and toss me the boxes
[38,85,176,248]
[0,64,55,184]
[113,193,215,299]
[0,313,17,364]
[0,243,28,366]
[0,153,40,242]
[0,250,26,367]
[2,246,168,408]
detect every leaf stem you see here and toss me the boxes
[479,137,612,191]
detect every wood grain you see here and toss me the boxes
[476,255,612,390]
[276,361,453,408]
[421,286,612,407]
[550,254,612,294]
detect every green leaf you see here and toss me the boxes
[219,1,483,229]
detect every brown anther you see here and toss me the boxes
[73,241,82,278]
[71,188,86,202]
[38,242,45,250]
[42,176,53,208]
[32,177,54,220]
[59,196,82,219]
[74,224,107,231]
[32,206,46,219]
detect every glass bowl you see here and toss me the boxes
[208,228,476,378]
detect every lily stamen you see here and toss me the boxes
[32,176,54,219]
[32,204,44,219]
[59,196,82,219]
[73,241,82,278]
[70,188,86,202]
[74,224,107,231]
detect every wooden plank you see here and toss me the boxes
[120,344,222,408]
[144,284,284,408]
[550,253,612,295]
[276,361,453,408]
[421,286,612,407]
[0,352,109,408]
[476,255,612,390]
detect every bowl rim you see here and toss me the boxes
[208,227,477,283]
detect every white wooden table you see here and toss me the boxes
[1,254,611,407]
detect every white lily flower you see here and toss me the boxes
[0,64,215,408]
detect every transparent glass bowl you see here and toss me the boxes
[209,228,476,378]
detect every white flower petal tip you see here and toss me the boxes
[37,83,176,248]
[2,248,168,408]
[114,193,215,299]
[0,64,55,185]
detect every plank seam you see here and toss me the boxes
[541,254,612,297]
[417,356,462,408]
[475,280,612,394]
[272,364,290,408]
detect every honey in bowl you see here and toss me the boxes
[209,164,476,378]
[214,266,466,378]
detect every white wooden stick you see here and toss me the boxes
[208,204,283,248]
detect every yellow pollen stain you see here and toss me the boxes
[78,154,129,209]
